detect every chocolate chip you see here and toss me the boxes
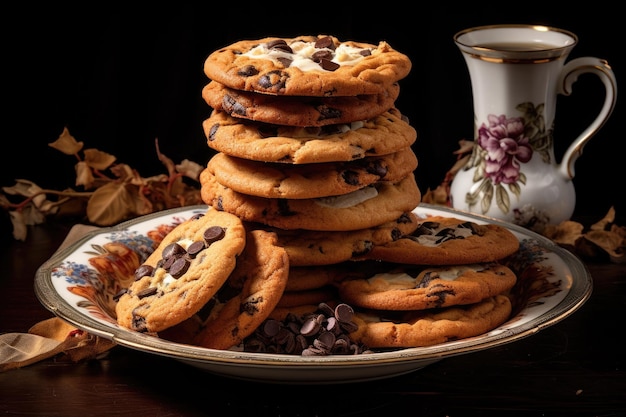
[169,257,190,278]
[300,316,322,337]
[186,240,205,258]
[257,70,288,92]
[266,39,292,53]
[137,286,158,299]
[316,105,342,121]
[365,159,388,178]
[314,36,336,50]
[113,288,127,301]
[311,50,334,63]
[341,170,361,186]
[237,64,259,77]
[335,303,354,323]
[204,226,225,244]
[243,302,371,356]
[134,264,154,281]
[276,57,293,68]
[319,58,340,71]
[359,49,372,57]
[162,242,186,260]
[208,124,219,141]
[222,95,247,116]
[162,255,176,271]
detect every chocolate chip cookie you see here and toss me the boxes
[202,80,400,126]
[203,108,417,164]
[115,209,246,333]
[206,147,417,200]
[203,35,411,96]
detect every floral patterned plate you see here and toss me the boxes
[34,204,592,384]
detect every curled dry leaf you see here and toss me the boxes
[1,127,204,240]
[48,127,84,155]
[83,148,116,171]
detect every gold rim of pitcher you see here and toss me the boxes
[454,24,578,64]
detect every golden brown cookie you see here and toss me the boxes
[349,295,512,348]
[201,80,400,127]
[200,169,421,231]
[192,229,289,350]
[206,147,417,200]
[338,262,517,310]
[360,215,520,264]
[115,209,246,333]
[203,108,417,164]
[263,211,419,266]
[203,35,411,96]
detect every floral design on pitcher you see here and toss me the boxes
[463,102,553,215]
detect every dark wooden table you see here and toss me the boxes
[1,220,625,417]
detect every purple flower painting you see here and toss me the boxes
[462,102,552,216]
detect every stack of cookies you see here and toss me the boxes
[116,35,523,354]
[198,35,423,302]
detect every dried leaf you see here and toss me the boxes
[591,206,616,231]
[176,159,204,181]
[2,179,47,208]
[453,139,475,156]
[86,182,134,226]
[75,160,95,188]
[0,333,64,372]
[48,126,83,155]
[155,138,177,176]
[84,148,116,171]
[584,230,623,257]
[8,211,27,241]
[542,220,584,246]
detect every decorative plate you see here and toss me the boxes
[34,204,592,384]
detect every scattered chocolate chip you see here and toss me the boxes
[243,302,372,356]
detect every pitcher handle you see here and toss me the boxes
[558,57,617,180]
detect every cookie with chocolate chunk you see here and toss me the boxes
[204,107,417,164]
[338,262,517,310]
[264,211,419,266]
[349,294,512,348]
[203,35,411,96]
[202,80,400,126]
[200,169,421,231]
[193,229,289,350]
[206,148,417,200]
[115,209,246,333]
[360,215,520,265]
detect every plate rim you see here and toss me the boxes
[34,204,593,376]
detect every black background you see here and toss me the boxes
[3,5,623,225]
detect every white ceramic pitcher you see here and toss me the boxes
[449,24,617,226]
